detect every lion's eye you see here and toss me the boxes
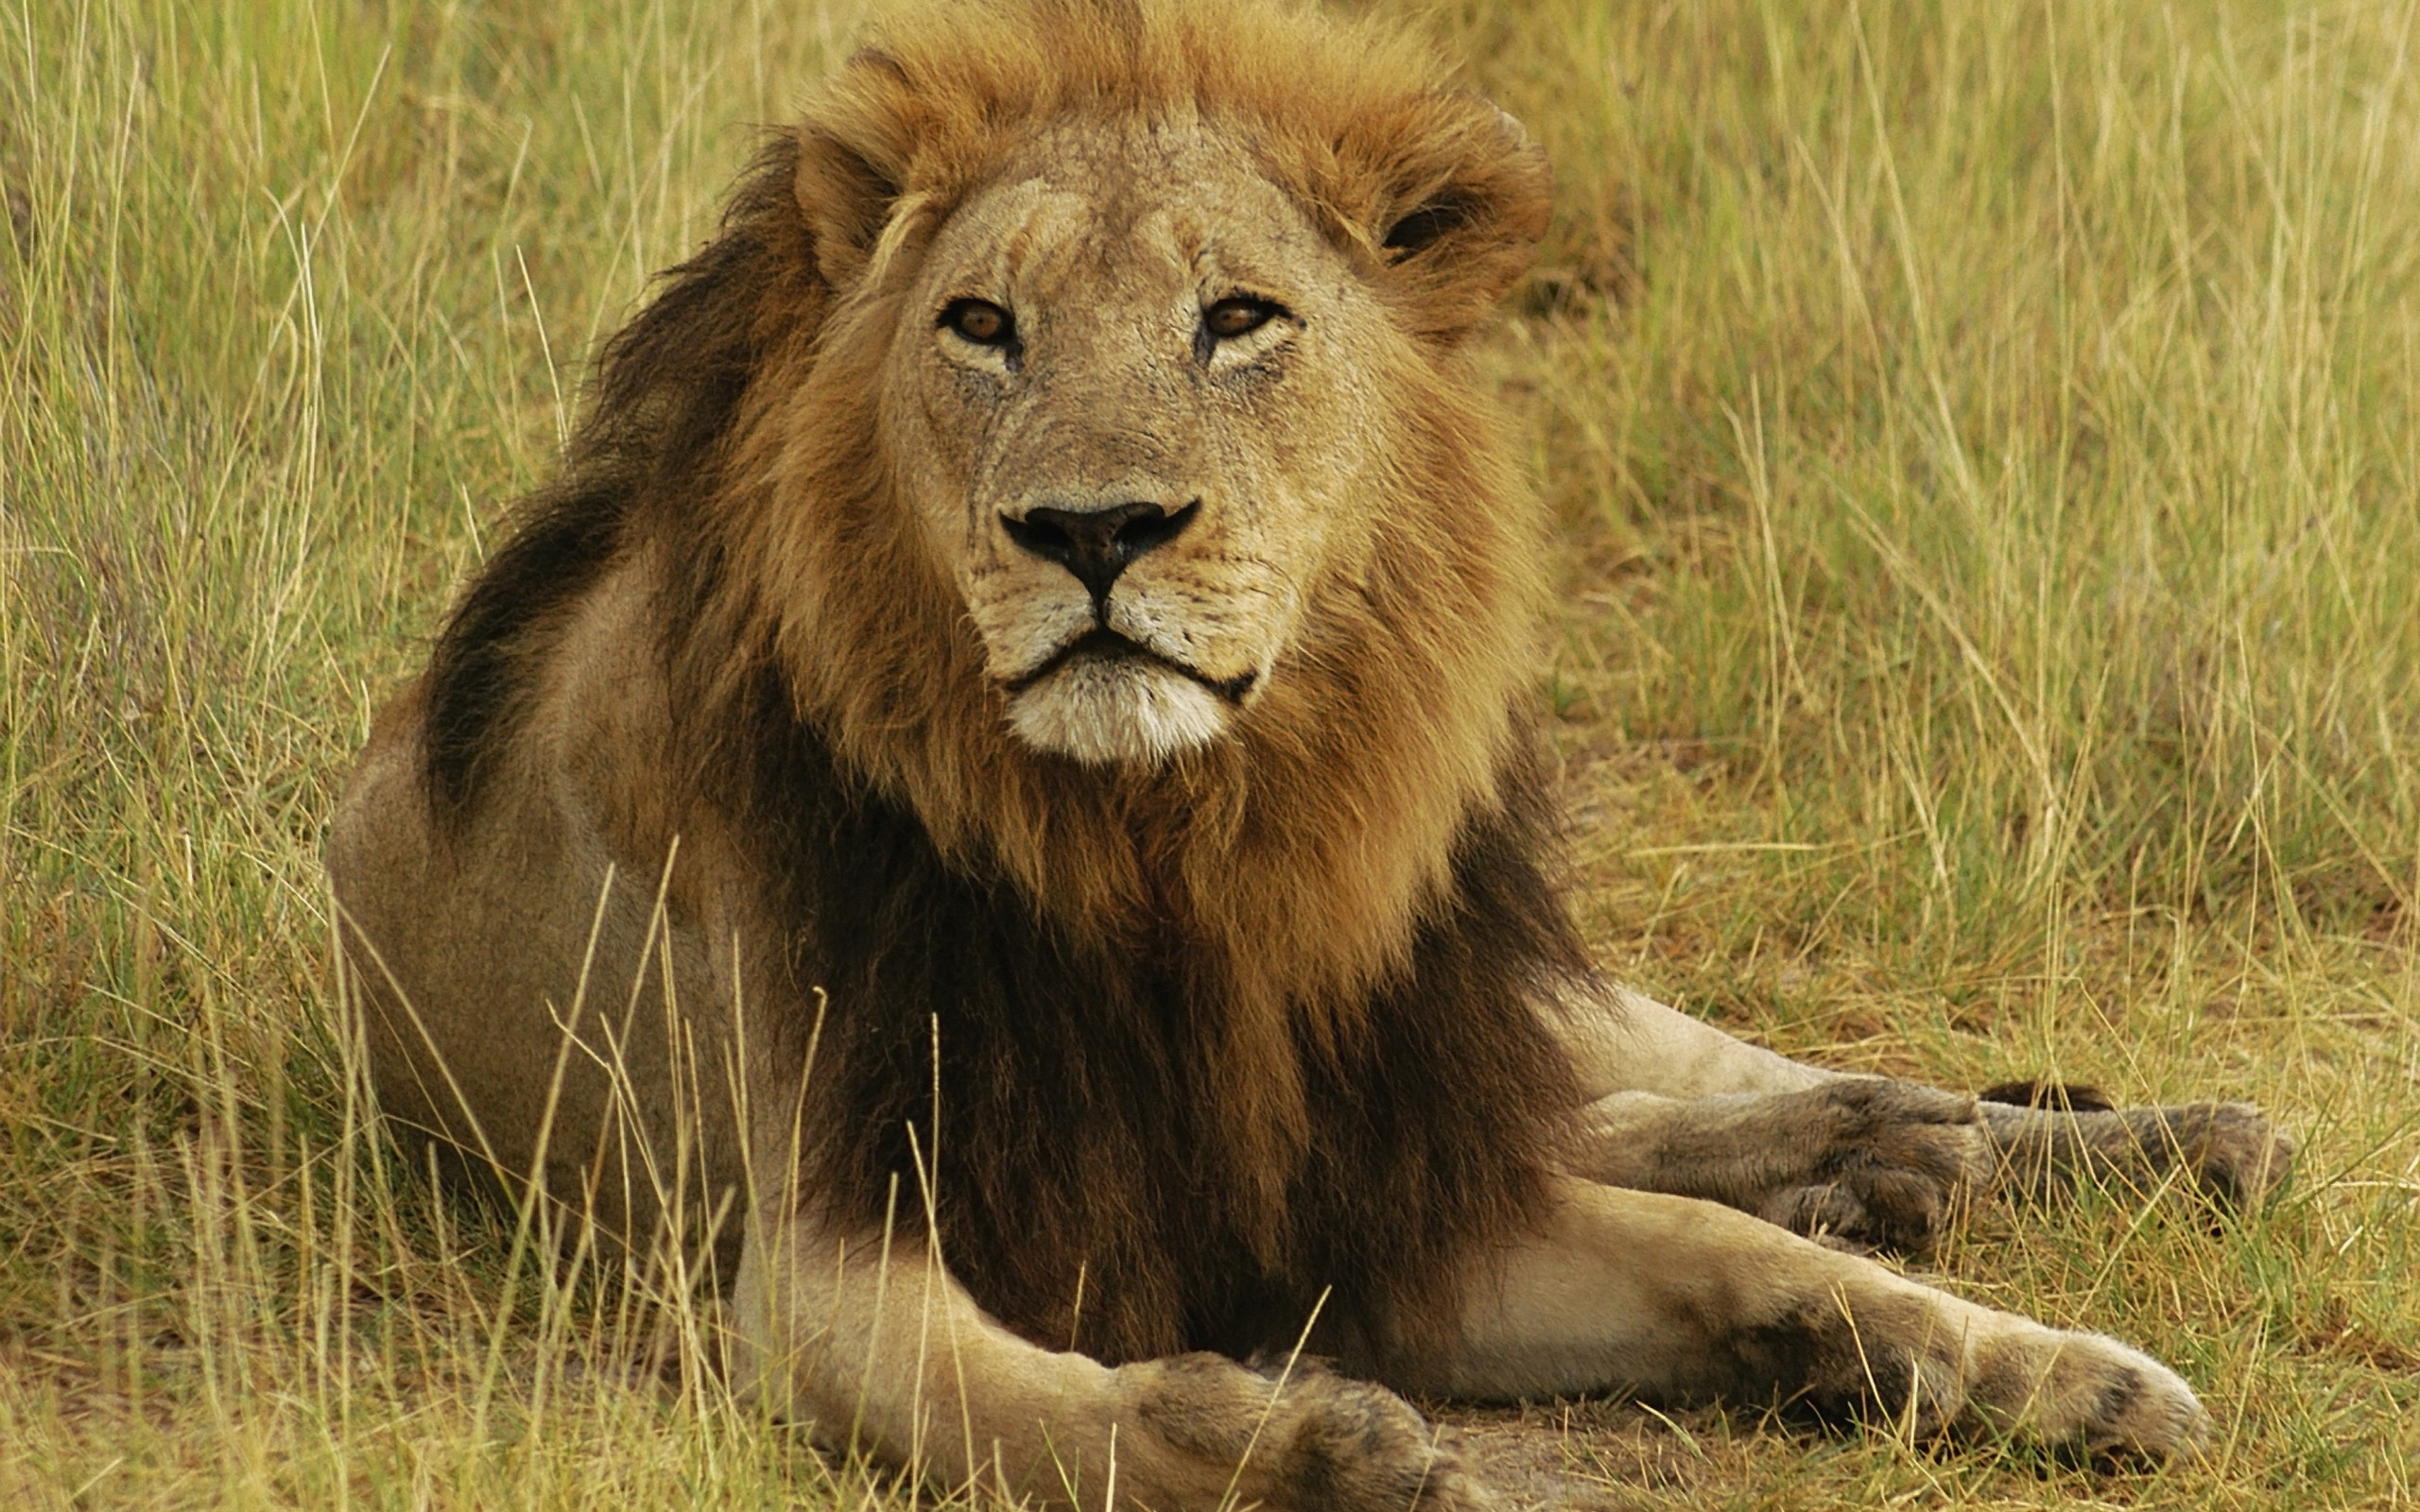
[1202,298,1283,341]
[942,299,1015,347]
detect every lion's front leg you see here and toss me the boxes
[1389,1177,2209,1460]
[1559,984,2293,1246]
[731,1201,1501,1511]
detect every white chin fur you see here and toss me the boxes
[1008,660,1229,765]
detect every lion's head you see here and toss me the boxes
[730,0,1551,754]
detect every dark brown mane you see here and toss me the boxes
[423,134,814,820]
[721,658,1586,1364]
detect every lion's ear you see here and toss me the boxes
[794,49,921,290]
[1345,95,1552,342]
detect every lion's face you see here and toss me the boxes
[879,124,1395,766]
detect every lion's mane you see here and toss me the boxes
[421,0,1585,1366]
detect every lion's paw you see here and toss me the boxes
[1127,1353,1499,1512]
[1750,1080,1993,1254]
[1981,1096,2296,1211]
[1964,1325,2210,1461]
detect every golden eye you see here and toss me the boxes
[1203,298,1282,341]
[942,299,1014,346]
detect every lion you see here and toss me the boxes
[325,1,2293,1505]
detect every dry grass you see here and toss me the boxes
[4,0,2417,1505]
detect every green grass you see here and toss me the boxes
[4,0,2417,1505]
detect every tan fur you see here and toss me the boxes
[328,2,2291,1505]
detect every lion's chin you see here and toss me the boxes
[1007,658,1230,766]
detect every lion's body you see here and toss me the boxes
[329,2,2290,1505]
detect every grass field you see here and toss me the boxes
[5,0,2418,1505]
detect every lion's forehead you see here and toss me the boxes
[927,120,1332,322]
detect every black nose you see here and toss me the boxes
[1000,499,1199,605]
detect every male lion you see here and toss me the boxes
[328,1,2291,1505]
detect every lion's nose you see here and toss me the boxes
[1000,499,1199,605]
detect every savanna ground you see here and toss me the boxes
[5,0,2418,1505]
